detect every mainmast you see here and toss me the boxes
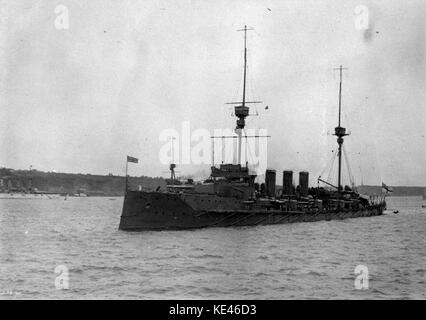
[333,65,349,198]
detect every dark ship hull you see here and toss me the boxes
[119,190,384,231]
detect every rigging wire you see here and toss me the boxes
[319,151,335,178]
[244,63,260,128]
[244,129,257,170]
[326,151,338,184]
[343,145,354,188]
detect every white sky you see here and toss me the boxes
[0,0,425,186]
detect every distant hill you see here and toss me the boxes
[0,168,166,196]
[1,167,425,198]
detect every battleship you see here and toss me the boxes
[119,26,386,231]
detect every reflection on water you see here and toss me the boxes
[0,196,425,299]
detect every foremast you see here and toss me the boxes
[333,65,349,200]
[210,26,267,181]
[235,25,250,166]
[226,26,261,166]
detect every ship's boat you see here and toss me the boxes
[119,26,386,231]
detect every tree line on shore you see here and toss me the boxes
[0,168,166,196]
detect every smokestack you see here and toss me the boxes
[265,169,276,198]
[283,170,293,195]
[299,171,309,197]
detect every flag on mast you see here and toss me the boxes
[382,182,393,193]
[127,156,138,163]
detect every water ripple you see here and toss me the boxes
[0,196,425,299]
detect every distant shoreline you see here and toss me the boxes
[1,167,425,198]
[0,167,166,197]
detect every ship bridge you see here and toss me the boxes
[210,164,256,183]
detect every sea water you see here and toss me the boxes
[0,196,424,299]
